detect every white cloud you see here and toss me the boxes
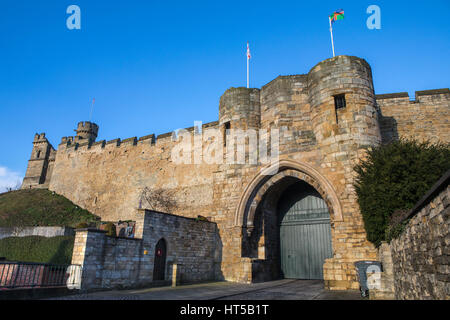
[0,166,23,192]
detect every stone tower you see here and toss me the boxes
[307,56,382,288]
[308,55,381,149]
[219,87,261,131]
[74,121,99,144]
[21,133,56,189]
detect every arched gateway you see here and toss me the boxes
[235,160,342,281]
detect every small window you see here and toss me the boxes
[224,122,231,146]
[36,150,41,159]
[334,94,346,124]
[334,94,346,110]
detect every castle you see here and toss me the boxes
[22,55,450,290]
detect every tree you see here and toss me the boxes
[354,139,450,247]
[2,181,22,193]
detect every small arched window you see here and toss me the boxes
[36,150,41,159]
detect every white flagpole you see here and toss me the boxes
[247,42,250,88]
[89,98,95,121]
[247,56,249,88]
[329,17,335,57]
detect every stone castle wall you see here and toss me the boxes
[377,89,450,144]
[23,55,450,289]
[72,209,219,290]
[389,173,449,299]
[49,126,220,222]
[370,171,449,300]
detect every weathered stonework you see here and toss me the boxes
[23,55,450,290]
[371,171,449,300]
[390,176,449,299]
[369,242,395,300]
[72,209,219,290]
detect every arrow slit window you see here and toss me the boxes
[334,94,346,124]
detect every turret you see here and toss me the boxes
[21,133,56,189]
[219,87,261,130]
[307,55,381,150]
[74,121,99,143]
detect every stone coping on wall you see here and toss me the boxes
[405,169,450,221]
[136,209,216,225]
[375,92,409,100]
[74,228,143,241]
[415,88,450,96]
[0,226,75,240]
[74,228,107,233]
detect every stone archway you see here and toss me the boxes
[235,159,343,233]
[235,160,342,282]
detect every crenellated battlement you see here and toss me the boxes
[77,121,99,132]
[33,133,49,144]
[57,121,220,155]
[376,88,450,104]
[75,121,99,143]
[376,88,450,144]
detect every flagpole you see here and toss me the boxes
[247,42,250,88]
[247,55,249,88]
[329,17,335,57]
[89,98,95,121]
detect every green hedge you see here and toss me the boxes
[354,139,450,247]
[0,236,75,265]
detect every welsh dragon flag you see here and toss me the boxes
[329,9,344,24]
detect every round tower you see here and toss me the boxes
[307,55,381,278]
[219,87,261,130]
[307,55,381,149]
[75,121,99,143]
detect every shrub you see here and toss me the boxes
[354,139,450,247]
[75,222,89,229]
[103,222,116,237]
[0,236,75,265]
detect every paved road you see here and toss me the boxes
[49,279,362,300]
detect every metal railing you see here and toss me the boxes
[0,262,82,290]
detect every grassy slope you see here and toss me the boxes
[0,189,100,228]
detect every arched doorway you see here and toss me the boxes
[153,238,167,281]
[278,181,333,279]
[239,166,336,282]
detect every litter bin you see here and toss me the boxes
[354,261,382,297]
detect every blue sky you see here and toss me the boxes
[0,0,449,188]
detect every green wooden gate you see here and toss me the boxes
[279,188,333,279]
